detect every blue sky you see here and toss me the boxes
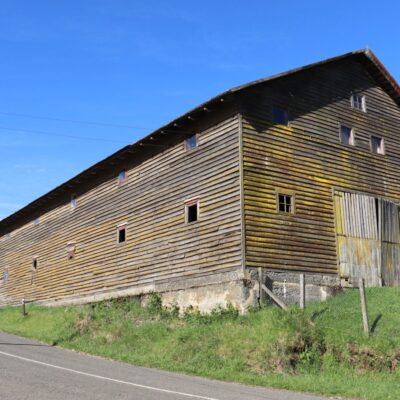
[0,0,399,219]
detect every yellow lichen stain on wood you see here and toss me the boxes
[242,63,400,277]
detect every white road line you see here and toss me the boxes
[0,350,220,400]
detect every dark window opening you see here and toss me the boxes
[186,201,199,223]
[371,136,385,155]
[340,125,354,146]
[32,258,38,270]
[272,107,288,125]
[118,170,127,185]
[278,194,293,214]
[351,94,366,112]
[117,226,126,243]
[185,134,198,151]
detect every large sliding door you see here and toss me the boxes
[334,191,400,287]
[381,199,400,286]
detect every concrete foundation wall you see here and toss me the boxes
[157,269,341,312]
[160,279,258,314]
[37,269,341,313]
[39,271,258,313]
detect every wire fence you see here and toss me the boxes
[261,276,400,343]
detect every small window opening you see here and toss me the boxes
[118,170,127,185]
[185,199,199,223]
[117,224,127,243]
[272,107,288,125]
[340,125,354,146]
[70,195,77,210]
[32,257,38,270]
[351,94,366,112]
[371,136,385,155]
[33,217,40,226]
[185,134,198,151]
[2,268,9,283]
[67,243,76,260]
[278,193,294,214]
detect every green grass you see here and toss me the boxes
[1,288,400,399]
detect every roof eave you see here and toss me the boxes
[1,48,399,232]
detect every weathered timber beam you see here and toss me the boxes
[261,283,288,310]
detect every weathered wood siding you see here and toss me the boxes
[240,59,400,275]
[0,115,242,305]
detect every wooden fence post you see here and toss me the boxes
[258,267,263,305]
[21,299,27,317]
[300,274,305,309]
[359,278,369,336]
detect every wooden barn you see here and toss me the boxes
[1,49,400,311]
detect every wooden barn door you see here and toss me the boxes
[334,191,400,287]
[381,200,400,286]
[334,191,381,286]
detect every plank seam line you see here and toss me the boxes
[0,350,220,400]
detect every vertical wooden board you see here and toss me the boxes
[334,193,343,235]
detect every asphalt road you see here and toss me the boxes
[0,332,334,400]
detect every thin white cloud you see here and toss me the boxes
[0,202,23,210]
[12,164,47,173]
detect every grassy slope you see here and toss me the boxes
[1,288,400,400]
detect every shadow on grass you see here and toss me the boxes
[370,314,382,334]
[310,308,328,322]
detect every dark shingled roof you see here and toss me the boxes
[1,49,399,232]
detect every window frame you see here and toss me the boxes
[2,267,9,283]
[276,192,295,214]
[185,197,200,224]
[185,134,198,152]
[116,223,127,244]
[66,242,76,260]
[370,135,385,155]
[339,125,355,146]
[118,169,128,186]
[350,94,366,112]
[70,195,77,210]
